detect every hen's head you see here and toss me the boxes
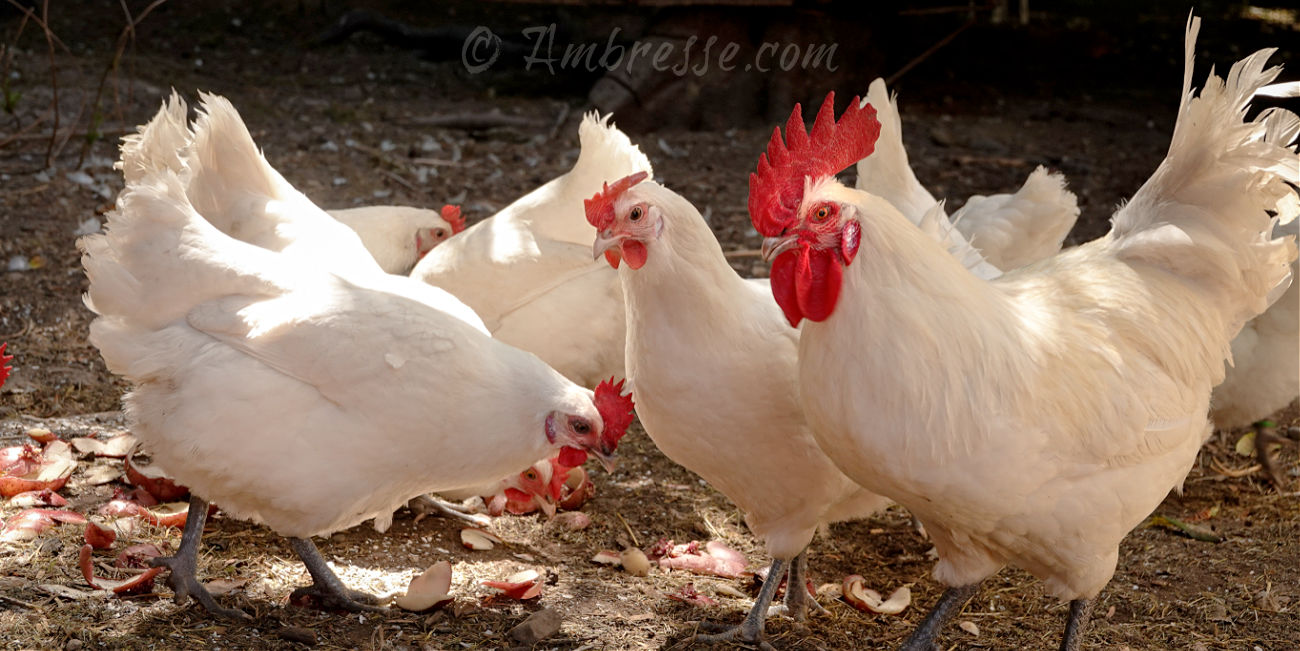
[502,460,558,517]
[414,204,465,260]
[0,342,12,388]
[546,377,635,473]
[585,172,656,269]
[749,93,881,327]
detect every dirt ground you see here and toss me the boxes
[1,2,1298,650]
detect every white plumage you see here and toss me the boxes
[753,17,1297,649]
[856,77,1079,275]
[409,114,653,387]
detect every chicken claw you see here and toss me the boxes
[150,496,252,620]
[1253,423,1292,489]
[288,537,388,613]
[694,557,785,651]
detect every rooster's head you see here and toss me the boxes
[749,92,881,327]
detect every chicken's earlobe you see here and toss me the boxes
[841,220,861,266]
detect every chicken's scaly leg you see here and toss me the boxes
[288,537,388,612]
[768,550,827,622]
[1253,423,1291,489]
[409,494,492,527]
[898,582,980,651]
[695,557,787,651]
[1059,598,1093,651]
[149,496,251,620]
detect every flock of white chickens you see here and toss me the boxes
[0,13,1290,650]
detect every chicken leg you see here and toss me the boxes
[695,557,787,650]
[769,551,827,621]
[288,537,388,612]
[1060,598,1093,651]
[1253,422,1292,488]
[149,496,251,620]
[898,582,980,651]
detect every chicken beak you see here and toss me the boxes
[592,232,626,260]
[761,234,799,261]
[590,448,618,474]
[535,494,557,519]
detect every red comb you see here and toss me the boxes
[748,93,880,237]
[584,172,649,231]
[0,342,11,388]
[594,377,635,449]
[440,204,466,234]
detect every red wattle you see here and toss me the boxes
[557,447,588,468]
[604,250,622,268]
[769,251,805,327]
[796,247,843,322]
[622,241,648,269]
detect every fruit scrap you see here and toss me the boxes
[396,560,454,611]
[70,434,137,458]
[482,569,542,600]
[84,521,117,549]
[841,575,911,615]
[123,447,188,502]
[0,508,87,542]
[460,528,503,550]
[78,544,163,595]
[652,539,747,578]
[99,500,195,528]
[665,583,716,607]
[0,440,76,497]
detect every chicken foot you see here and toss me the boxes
[149,496,251,620]
[288,537,388,612]
[898,581,980,651]
[409,494,492,527]
[767,551,827,621]
[1253,422,1292,488]
[694,557,786,651]
[1060,598,1094,651]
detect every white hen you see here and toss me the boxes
[81,168,634,618]
[120,93,468,278]
[856,78,1079,273]
[587,173,890,645]
[328,204,465,275]
[409,114,653,387]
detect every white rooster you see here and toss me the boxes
[80,170,635,617]
[751,17,1296,650]
[585,171,891,645]
[409,113,653,387]
[856,77,1080,274]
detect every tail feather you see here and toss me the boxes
[1112,14,1299,336]
[185,92,296,239]
[952,167,1080,270]
[117,91,191,185]
[855,78,937,220]
[80,172,292,333]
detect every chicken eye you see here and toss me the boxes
[434,229,447,239]
[813,205,832,222]
[571,418,591,434]
[629,206,643,221]
[524,470,537,481]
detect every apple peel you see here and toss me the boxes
[842,575,911,615]
[396,560,454,611]
[0,440,76,497]
[123,447,188,502]
[71,434,137,458]
[460,528,502,550]
[84,521,117,549]
[78,544,163,595]
[482,569,542,600]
